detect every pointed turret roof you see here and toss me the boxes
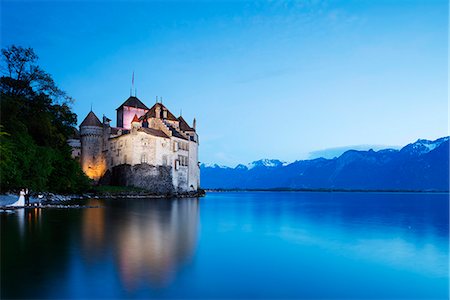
[116,96,149,110]
[178,116,195,132]
[131,114,140,123]
[80,111,102,127]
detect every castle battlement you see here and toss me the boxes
[76,96,200,193]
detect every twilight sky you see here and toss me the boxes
[1,0,448,166]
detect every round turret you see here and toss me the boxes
[79,111,106,180]
[80,111,103,137]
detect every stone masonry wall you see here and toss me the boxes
[111,163,174,194]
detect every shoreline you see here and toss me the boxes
[0,191,205,210]
[1,187,446,209]
[0,204,103,211]
[0,188,206,206]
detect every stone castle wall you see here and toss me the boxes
[188,138,200,190]
[110,164,174,194]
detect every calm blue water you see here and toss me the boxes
[1,192,448,299]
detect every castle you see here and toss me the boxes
[74,95,200,193]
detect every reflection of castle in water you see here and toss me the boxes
[81,198,199,290]
[82,199,106,255]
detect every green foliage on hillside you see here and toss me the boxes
[0,45,90,193]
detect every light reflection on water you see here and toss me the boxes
[1,198,200,298]
[1,192,448,299]
[80,198,199,290]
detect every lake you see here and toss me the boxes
[1,192,448,299]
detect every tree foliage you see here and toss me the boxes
[0,45,90,193]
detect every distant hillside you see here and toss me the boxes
[200,137,449,191]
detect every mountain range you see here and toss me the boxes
[200,137,449,191]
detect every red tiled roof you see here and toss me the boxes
[138,127,170,139]
[131,114,140,123]
[140,103,178,121]
[178,116,195,132]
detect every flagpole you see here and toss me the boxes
[132,71,135,96]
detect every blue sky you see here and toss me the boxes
[1,0,448,166]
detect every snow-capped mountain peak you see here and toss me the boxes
[401,137,449,155]
[235,164,248,170]
[200,163,229,169]
[247,159,288,169]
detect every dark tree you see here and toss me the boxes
[0,45,89,193]
[1,45,73,103]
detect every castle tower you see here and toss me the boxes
[80,111,107,181]
[116,96,149,129]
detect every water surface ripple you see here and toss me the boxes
[1,192,448,299]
